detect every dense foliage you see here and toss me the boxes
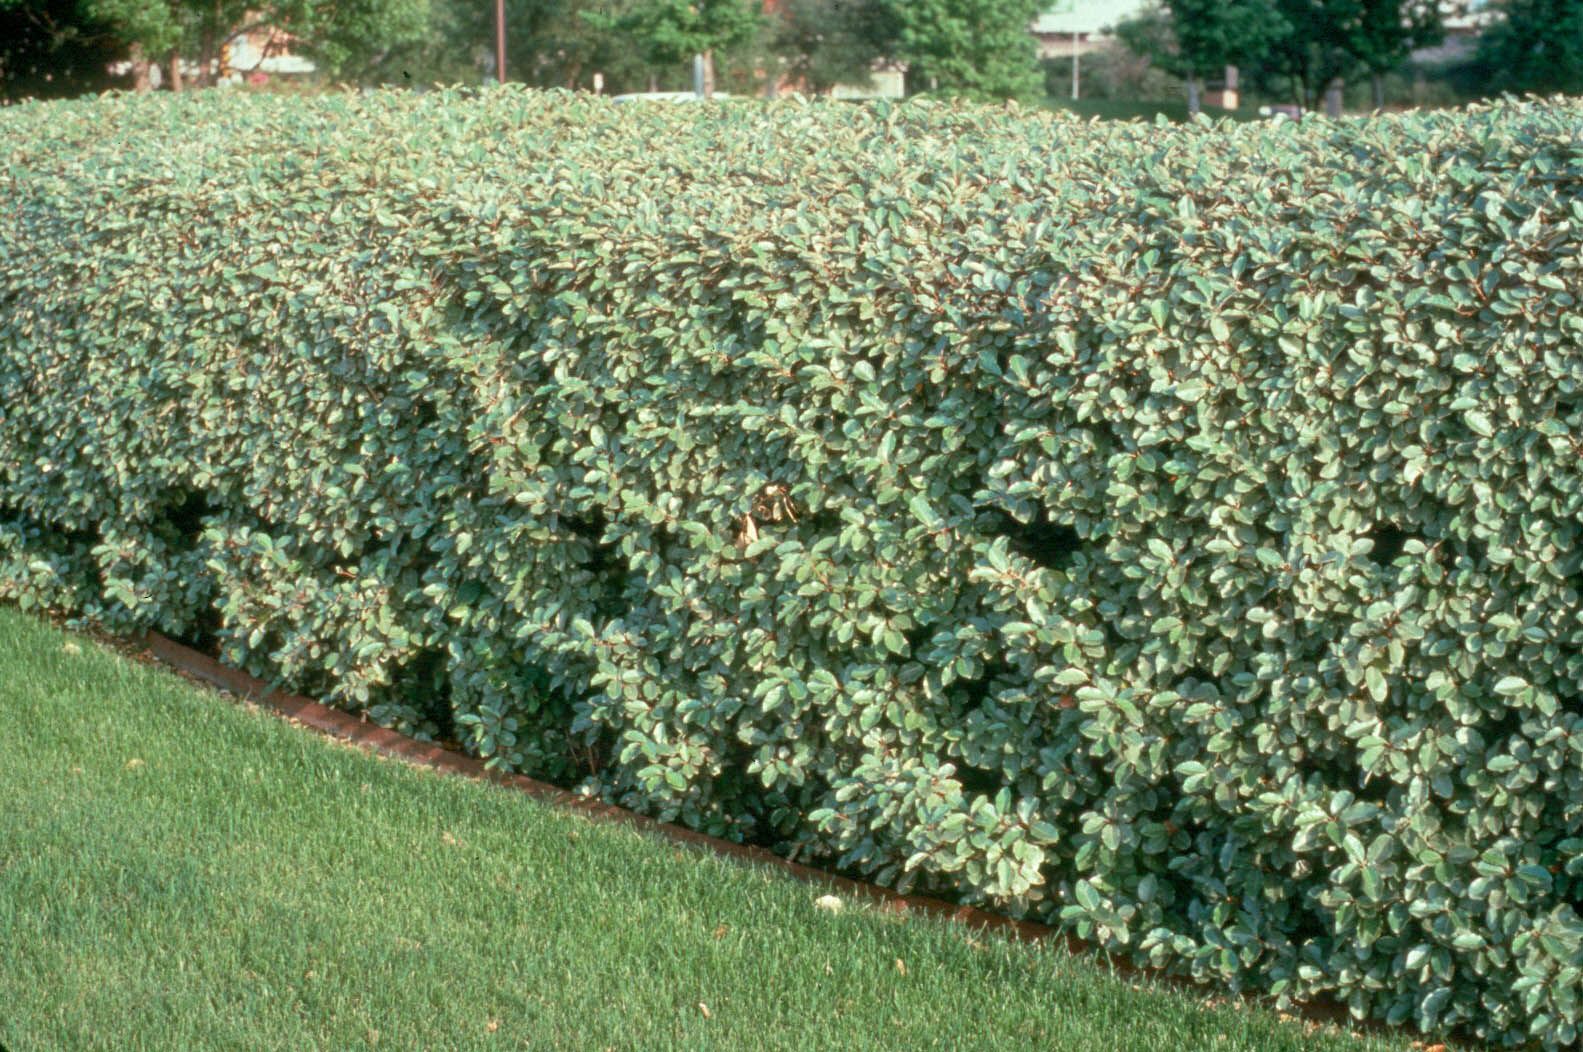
[0,0,431,95]
[3,89,1582,1047]
[1476,0,1583,97]
[878,0,1043,99]
[1116,0,1447,113]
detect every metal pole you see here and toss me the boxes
[495,0,506,84]
[1071,32,1079,100]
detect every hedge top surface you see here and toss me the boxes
[3,88,1583,1048]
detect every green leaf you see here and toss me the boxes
[1365,666,1388,703]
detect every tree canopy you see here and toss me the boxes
[0,0,125,99]
[1118,0,1449,112]
[770,0,901,94]
[0,0,432,96]
[877,0,1043,99]
[585,0,760,73]
[4,0,1570,107]
[1476,0,1583,95]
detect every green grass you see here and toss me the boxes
[0,606,1425,1052]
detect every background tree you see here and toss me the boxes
[1116,0,1287,113]
[382,0,616,89]
[288,0,434,82]
[0,0,432,96]
[0,0,125,99]
[360,0,489,85]
[515,0,666,89]
[875,0,1043,100]
[1476,0,1583,95]
[1351,0,1443,109]
[1257,0,1359,114]
[76,0,180,88]
[1259,0,1444,115]
[584,0,760,96]
[768,0,901,95]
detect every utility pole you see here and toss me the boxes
[1071,30,1079,99]
[693,52,717,98]
[495,0,506,84]
[1044,0,1079,100]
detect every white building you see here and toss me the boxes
[1032,0,1152,58]
[219,24,316,83]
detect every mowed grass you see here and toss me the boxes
[0,607,1424,1052]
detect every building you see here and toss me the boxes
[829,67,906,101]
[219,24,316,84]
[1031,0,1152,59]
[1412,0,1500,64]
[107,17,316,89]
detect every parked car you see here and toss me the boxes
[1258,104,1305,121]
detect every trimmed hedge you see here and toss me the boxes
[4,88,1583,1045]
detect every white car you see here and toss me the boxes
[1258,104,1304,121]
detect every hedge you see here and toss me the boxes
[3,87,1582,1046]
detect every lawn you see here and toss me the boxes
[0,605,1426,1051]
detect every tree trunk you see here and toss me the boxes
[1370,70,1385,111]
[199,29,216,86]
[204,0,220,86]
[130,43,152,92]
[1323,77,1344,118]
[701,49,716,98]
[168,50,184,91]
[1185,74,1201,115]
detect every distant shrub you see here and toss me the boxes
[3,88,1582,1047]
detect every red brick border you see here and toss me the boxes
[135,628,1397,1041]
